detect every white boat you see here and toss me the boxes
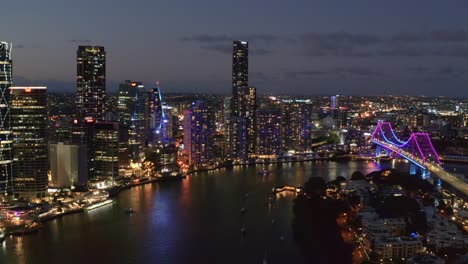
[85,200,113,211]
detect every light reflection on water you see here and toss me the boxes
[0,160,424,264]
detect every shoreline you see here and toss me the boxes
[186,156,349,174]
[7,154,458,237]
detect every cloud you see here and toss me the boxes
[182,30,468,58]
[298,32,380,57]
[250,71,270,82]
[251,48,272,55]
[181,34,231,43]
[429,30,468,42]
[199,44,272,55]
[200,45,232,54]
[69,39,92,43]
[391,30,468,43]
[285,67,382,79]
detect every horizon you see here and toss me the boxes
[2,1,468,97]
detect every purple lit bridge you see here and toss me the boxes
[370,122,468,197]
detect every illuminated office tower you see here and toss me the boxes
[161,104,173,139]
[229,116,247,160]
[245,87,256,153]
[10,87,48,200]
[231,40,248,116]
[93,122,119,180]
[150,85,163,134]
[255,108,282,156]
[330,95,338,110]
[0,42,13,196]
[150,83,171,142]
[76,46,106,120]
[118,80,148,162]
[183,100,215,166]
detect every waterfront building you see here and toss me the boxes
[93,122,119,180]
[281,100,314,151]
[0,42,13,197]
[151,139,179,176]
[373,236,422,261]
[10,87,48,200]
[229,41,256,158]
[49,142,88,188]
[183,100,215,166]
[76,46,106,121]
[229,116,247,160]
[255,108,282,156]
[117,80,148,162]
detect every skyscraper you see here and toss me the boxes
[183,100,215,166]
[117,80,148,162]
[76,46,106,121]
[229,116,247,160]
[10,87,48,200]
[231,41,248,116]
[230,41,256,158]
[150,83,170,141]
[255,108,282,156]
[93,122,119,180]
[282,100,314,151]
[330,95,338,110]
[0,42,13,196]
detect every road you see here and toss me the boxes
[372,140,468,198]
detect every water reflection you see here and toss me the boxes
[0,160,420,264]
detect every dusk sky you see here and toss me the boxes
[2,1,468,97]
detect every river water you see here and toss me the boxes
[1,160,463,264]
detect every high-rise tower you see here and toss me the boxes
[183,100,215,166]
[76,46,106,121]
[230,41,256,158]
[10,87,48,200]
[117,80,148,162]
[150,83,170,140]
[231,41,248,116]
[0,42,13,197]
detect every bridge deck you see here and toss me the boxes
[372,139,468,198]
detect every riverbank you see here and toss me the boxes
[187,155,349,174]
[1,175,186,237]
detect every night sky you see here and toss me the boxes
[2,1,468,97]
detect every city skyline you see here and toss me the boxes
[1,1,468,97]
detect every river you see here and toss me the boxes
[0,160,461,264]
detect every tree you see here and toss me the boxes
[303,177,326,196]
[351,171,365,181]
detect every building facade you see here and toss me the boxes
[281,100,314,151]
[231,40,248,116]
[117,80,148,162]
[255,108,282,156]
[183,100,215,166]
[229,116,247,160]
[10,87,48,200]
[0,42,13,197]
[76,46,106,121]
[93,122,119,180]
[49,142,88,188]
